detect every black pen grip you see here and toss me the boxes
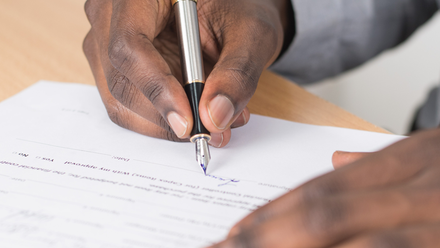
[184,83,210,137]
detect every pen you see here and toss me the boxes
[172,0,211,175]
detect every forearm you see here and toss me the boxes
[271,0,439,84]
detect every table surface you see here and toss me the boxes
[0,0,388,134]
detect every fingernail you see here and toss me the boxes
[231,110,248,128]
[167,112,188,138]
[241,110,248,125]
[208,95,234,130]
[209,133,224,148]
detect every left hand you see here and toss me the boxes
[210,128,440,248]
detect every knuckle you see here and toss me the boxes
[84,0,98,24]
[224,59,259,97]
[108,33,135,72]
[245,15,279,49]
[108,71,152,116]
[249,17,277,39]
[302,199,346,238]
[107,70,131,102]
[138,75,166,105]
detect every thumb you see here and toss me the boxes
[199,24,282,133]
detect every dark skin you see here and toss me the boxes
[210,128,440,248]
[83,0,291,147]
[83,1,440,247]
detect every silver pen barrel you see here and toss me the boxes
[173,0,205,85]
[173,0,211,174]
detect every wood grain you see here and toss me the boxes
[0,0,388,134]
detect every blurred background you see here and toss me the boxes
[304,12,440,135]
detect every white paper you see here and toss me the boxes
[0,81,405,248]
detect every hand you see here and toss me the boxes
[83,0,292,147]
[211,128,440,248]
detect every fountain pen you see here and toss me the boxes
[172,0,211,175]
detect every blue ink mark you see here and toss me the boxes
[201,164,207,175]
[207,175,240,187]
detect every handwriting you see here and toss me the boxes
[112,156,130,162]
[207,175,240,187]
[36,156,54,162]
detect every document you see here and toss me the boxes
[0,81,404,248]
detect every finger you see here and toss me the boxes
[91,0,193,138]
[209,129,232,148]
[208,108,247,148]
[332,151,371,169]
[231,129,440,233]
[335,223,440,248]
[221,186,440,248]
[108,0,192,137]
[86,0,181,137]
[231,108,250,129]
[84,30,183,141]
[105,68,184,135]
[199,2,284,133]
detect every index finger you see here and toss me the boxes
[84,30,184,141]
[107,0,194,138]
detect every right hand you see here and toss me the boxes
[83,0,292,147]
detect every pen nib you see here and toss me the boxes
[195,137,210,175]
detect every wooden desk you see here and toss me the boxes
[0,0,387,134]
